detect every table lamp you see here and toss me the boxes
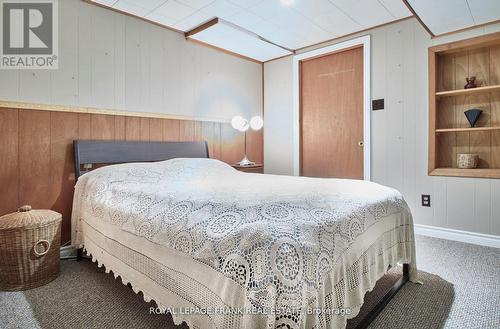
[231,115,263,166]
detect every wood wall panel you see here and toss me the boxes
[125,117,141,140]
[492,92,500,168]
[469,48,491,168]
[437,55,455,167]
[50,112,79,241]
[220,123,245,164]
[162,119,180,141]
[193,121,203,141]
[0,107,262,244]
[490,45,500,169]
[78,114,91,140]
[212,123,222,160]
[115,116,126,140]
[91,114,115,140]
[179,120,195,141]
[453,53,470,160]
[140,117,150,140]
[149,119,163,141]
[0,108,19,215]
[247,129,264,164]
[201,121,216,159]
[19,110,52,210]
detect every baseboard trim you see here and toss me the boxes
[415,224,500,249]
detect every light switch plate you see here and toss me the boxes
[372,99,384,111]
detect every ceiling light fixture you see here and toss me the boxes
[185,18,294,62]
[280,0,295,6]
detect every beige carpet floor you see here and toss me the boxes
[1,235,498,329]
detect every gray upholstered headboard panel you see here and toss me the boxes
[73,140,209,179]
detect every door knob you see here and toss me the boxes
[357,141,364,147]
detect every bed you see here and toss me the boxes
[71,140,417,329]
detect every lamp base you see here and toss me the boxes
[235,156,255,167]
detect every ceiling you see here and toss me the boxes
[407,0,500,36]
[89,1,500,62]
[90,0,412,61]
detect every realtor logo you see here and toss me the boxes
[1,0,58,69]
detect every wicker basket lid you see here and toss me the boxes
[0,205,62,230]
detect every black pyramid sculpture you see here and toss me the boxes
[464,109,482,127]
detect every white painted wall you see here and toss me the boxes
[264,18,500,236]
[264,56,295,175]
[0,0,262,121]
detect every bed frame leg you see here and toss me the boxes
[403,263,409,279]
[77,248,83,261]
[353,264,410,329]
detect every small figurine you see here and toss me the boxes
[464,76,477,89]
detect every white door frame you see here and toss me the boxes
[292,35,371,180]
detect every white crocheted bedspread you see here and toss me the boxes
[72,158,417,329]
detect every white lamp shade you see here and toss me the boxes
[250,116,264,130]
[231,116,249,132]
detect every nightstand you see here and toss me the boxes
[232,164,264,174]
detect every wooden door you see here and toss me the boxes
[300,46,364,179]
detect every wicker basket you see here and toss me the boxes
[0,205,62,291]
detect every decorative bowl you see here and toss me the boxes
[457,153,479,169]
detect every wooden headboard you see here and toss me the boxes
[74,140,209,179]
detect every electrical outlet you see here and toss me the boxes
[421,194,431,207]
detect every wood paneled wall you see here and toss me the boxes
[0,0,262,123]
[0,107,263,244]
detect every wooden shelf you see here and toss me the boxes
[435,126,500,133]
[429,168,500,179]
[429,33,500,179]
[436,84,500,98]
